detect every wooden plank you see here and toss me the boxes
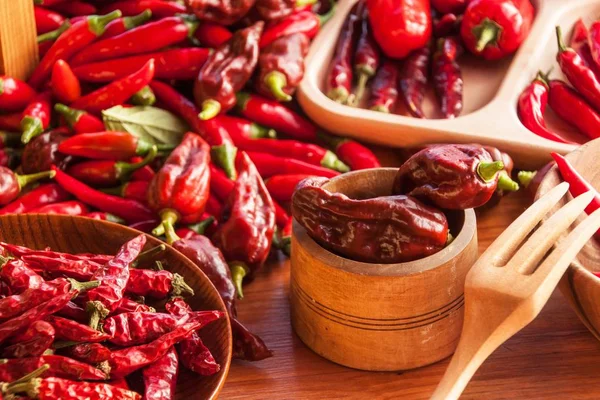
[0,0,38,80]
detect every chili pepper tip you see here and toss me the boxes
[517,170,536,188]
[86,300,110,331]
[16,170,55,190]
[132,244,166,268]
[211,144,238,180]
[473,18,501,52]
[131,86,156,106]
[171,273,195,297]
[67,278,100,292]
[555,26,567,53]
[477,160,504,182]
[124,9,153,30]
[116,145,158,182]
[264,71,292,102]
[20,117,43,144]
[199,99,221,120]
[250,123,277,139]
[446,232,454,245]
[352,72,372,107]
[321,150,350,172]
[8,364,50,387]
[89,10,123,36]
[230,263,247,299]
[497,172,520,192]
[327,87,349,104]
[370,104,391,113]
[37,21,71,44]
[154,209,179,242]
[296,0,318,6]
[189,216,215,235]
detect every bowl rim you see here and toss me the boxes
[291,168,478,277]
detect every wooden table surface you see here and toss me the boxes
[219,150,600,400]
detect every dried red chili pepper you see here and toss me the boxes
[0,183,70,215]
[34,6,65,35]
[367,59,399,113]
[85,234,146,329]
[101,9,152,39]
[433,12,461,38]
[29,11,121,88]
[0,113,22,131]
[51,60,81,104]
[0,357,42,382]
[52,167,155,223]
[0,257,44,293]
[194,22,263,120]
[247,151,340,178]
[461,0,533,60]
[319,133,380,170]
[63,342,111,364]
[1,243,110,263]
[255,0,295,20]
[265,174,313,203]
[293,177,449,263]
[5,377,140,399]
[58,131,164,160]
[0,76,36,112]
[142,346,179,398]
[165,297,220,375]
[256,33,309,102]
[2,321,54,358]
[70,59,155,115]
[185,0,255,25]
[47,315,111,343]
[352,2,380,105]
[126,268,194,299]
[147,132,210,236]
[100,0,186,18]
[433,36,463,119]
[57,301,88,322]
[366,0,431,59]
[235,92,318,141]
[0,167,55,206]
[21,91,52,144]
[194,22,232,48]
[547,80,600,140]
[115,297,156,314]
[393,144,507,209]
[17,254,100,281]
[399,47,430,118]
[102,181,149,204]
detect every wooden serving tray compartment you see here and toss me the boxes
[298,0,600,169]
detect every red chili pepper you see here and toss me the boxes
[34,6,65,34]
[57,301,88,322]
[548,80,600,140]
[194,22,232,48]
[433,12,461,38]
[0,167,55,206]
[52,167,155,223]
[21,91,52,144]
[432,0,467,14]
[318,132,381,170]
[70,59,155,115]
[73,48,211,83]
[72,16,197,66]
[367,59,399,113]
[142,347,179,397]
[54,104,104,134]
[49,1,97,16]
[17,129,70,174]
[215,115,276,142]
[115,297,156,314]
[46,315,111,342]
[147,132,211,236]
[6,376,140,399]
[1,243,111,263]
[277,217,293,256]
[273,200,290,228]
[205,193,223,218]
[460,0,534,60]
[433,37,463,119]
[51,60,81,104]
[58,131,163,160]
[209,164,235,201]
[101,9,153,39]
[29,201,89,216]
[0,148,19,170]
[0,113,22,131]
[568,20,600,80]
[2,320,54,358]
[352,2,380,105]
[0,257,45,293]
[28,11,121,89]
[103,180,150,204]
[265,174,313,202]
[63,342,112,364]
[0,76,36,112]
[100,0,187,18]
[129,157,155,182]
[247,151,340,178]
[235,92,318,142]
[126,268,194,299]
[260,5,335,49]
[0,183,70,215]
[86,212,126,224]
[165,297,220,375]
[399,47,430,118]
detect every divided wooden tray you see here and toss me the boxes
[298,0,600,169]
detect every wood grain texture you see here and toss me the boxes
[0,215,232,400]
[0,0,38,79]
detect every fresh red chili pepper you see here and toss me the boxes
[57,301,88,322]
[0,167,55,206]
[126,268,194,299]
[273,200,290,228]
[29,201,89,216]
[49,1,97,16]
[58,131,164,160]
[205,193,223,218]
[460,0,534,60]
[517,72,572,144]
[85,212,125,224]
[209,164,235,201]
[247,151,340,178]
[432,0,466,14]
[0,132,21,150]
[101,9,153,39]
[215,115,276,142]
[66,146,157,188]
[37,23,68,58]
[0,183,70,215]
[399,47,430,118]
[366,0,431,59]
[194,22,263,120]
[6,376,141,399]
[73,48,211,83]
[568,20,600,80]
[85,234,146,329]
[552,152,600,215]
[63,342,111,364]
[70,59,155,115]
[165,297,220,375]
[0,76,36,112]
[265,174,313,202]
[0,113,22,131]
[571,18,588,45]
[433,36,463,119]
[147,132,210,236]
[28,11,121,89]
[367,59,399,113]
[2,321,54,358]
[129,157,155,182]
[46,315,111,343]
[235,92,318,142]
[51,60,81,104]
[194,22,232,48]
[115,297,156,314]
[142,346,179,398]
[54,103,105,134]
[21,128,72,174]
[52,167,155,223]
[100,0,187,18]
[352,2,380,105]
[34,6,65,34]
[21,91,52,144]
[548,80,600,140]
[102,180,150,204]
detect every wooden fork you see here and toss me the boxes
[431,182,600,400]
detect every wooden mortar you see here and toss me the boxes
[290,168,478,371]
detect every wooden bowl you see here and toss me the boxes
[0,214,232,400]
[289,168,478,371]
[536,138,600,341]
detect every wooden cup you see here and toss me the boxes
[290,168,478,371]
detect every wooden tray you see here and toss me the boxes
[298,0,600,169]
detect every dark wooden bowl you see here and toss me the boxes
[0,214,232,400]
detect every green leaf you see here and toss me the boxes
[102,105,188,146]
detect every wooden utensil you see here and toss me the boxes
[0,214,232,400]
[431,182,600,400]
[0,0,38,79]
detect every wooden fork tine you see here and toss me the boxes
[481,182,569,267]
[513,191,595,275]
